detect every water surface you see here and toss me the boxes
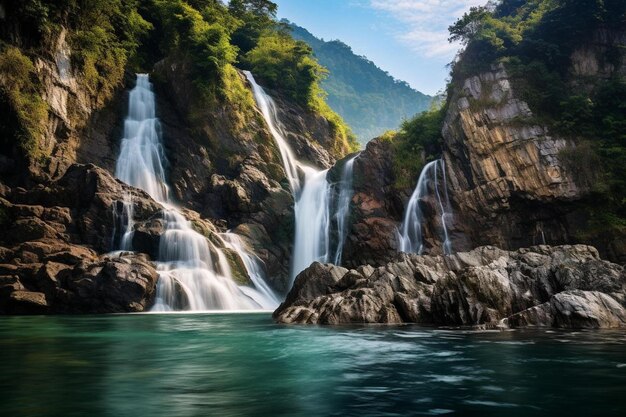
[1,313,625,416]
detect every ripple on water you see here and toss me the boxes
[463,400,520,408]
[429,374,486,384]
[428,408,455,415]
[481,385,506,392]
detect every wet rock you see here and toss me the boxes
[62,253,159,313]
[335,139,405,268]
[3,291,50,314]
[0,164,169,314]
[275,245,626,328]
[506,290,626,329]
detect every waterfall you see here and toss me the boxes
[399,159,453,255]
[291,167,332,283]
[244,71,301,195]
[220,233,280,309]
[245,71,340,284]
[115,74,273,311]
[333,153,359,265]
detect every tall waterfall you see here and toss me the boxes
[245,71,349,284]
[398,159,453,255]
[115,74,273,311]
[333,154,359,265]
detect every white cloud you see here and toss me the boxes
[368,0,485,58]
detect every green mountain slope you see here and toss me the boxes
[289,22,432,144]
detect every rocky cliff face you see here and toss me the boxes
[0,25,129,185]
[329,139,403,268]
[275,245,626,328]
[441,63,581,252]
[441,29,626,262]
[337,30,626,267]
[151,59,337,292]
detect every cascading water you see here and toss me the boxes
[115,74,272,311]
[220,233,280,309]
[244,71,336,284]
[291,167,332,282]
[398,159,453,255]
[333,153,359,265]
[244,71,301,195]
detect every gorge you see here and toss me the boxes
[1,1,626,415]
[0,0,624,319]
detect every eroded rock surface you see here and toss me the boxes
[442,64,581,253]
[0,164,164,313]
[274,245,626,328]
[333,139,404,268]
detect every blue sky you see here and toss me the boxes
[273,0,484,96]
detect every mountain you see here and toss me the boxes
[288,22,432,144]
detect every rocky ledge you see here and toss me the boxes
[274,245,626,329]
[0,163,165,313]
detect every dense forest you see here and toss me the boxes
[289,23,432,144]
[0,0,359,164]
[390,0,626,239]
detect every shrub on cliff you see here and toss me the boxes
[383,104,445,189]
[0,46,48,159]
[448,0,626,240]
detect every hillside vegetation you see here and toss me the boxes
[0,0,358,162]
[289,23,432,144]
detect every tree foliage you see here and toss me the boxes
[0,0,358,160]
[385,104,446,189]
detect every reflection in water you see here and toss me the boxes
[1,315,626,417]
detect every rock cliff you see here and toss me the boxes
[442,63,581,252]
[328,139,403,268]
[337,30,626,266]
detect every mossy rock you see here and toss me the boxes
[222,248,251,286]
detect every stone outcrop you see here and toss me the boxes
[330,139,405,268]
[274,245,626,329]
[0,164,165,313]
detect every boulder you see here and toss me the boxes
[506,290,626,329]
[62,253,159,313]
[274,245,626,328]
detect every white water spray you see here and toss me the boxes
[245,71,341,284]
[115,74,272,311]
[291,167,332,281]
[333,153,359,265]
[244,71,301,195]
[399,159,453,255]
[220,233,280,309]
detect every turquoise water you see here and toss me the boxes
[1,314,625,417]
